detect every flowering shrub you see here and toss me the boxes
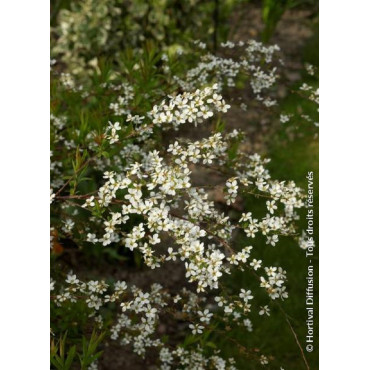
[51,2,318,369]
[51,0,239,75]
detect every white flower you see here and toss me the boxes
[149,233,160,245]
[239,289,254,302]
[83,196,95,208]
[189,323,204,335]
[266,234,279,246]
[50,189,56,204]
[215,296,226,307]
[226,179,238,194]
[108,121,121,131]
[266,200,277,214]
[260,355,269,365]
[87,233,98,243]
[146,307,157,320]
[173,295,181,303]
[166,247,177,261]
[114,281,127,293]
[63,219,75,233]
[224,304,234,314]
[280,114,290,123]
[66,274,79,285]
[250,259,262,270]
[125,237,138,251]
[198,309,213,324]
[239,212,252,222]
[259,305,270,316]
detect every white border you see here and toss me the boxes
[320,0,370,368]
[0,1,49,368]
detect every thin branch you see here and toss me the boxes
[277,302,310,370]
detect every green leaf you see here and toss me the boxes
[205,341,217,349]
[65,346,76,368]
[123,122,134,138]
[228,140,240,161]
[215,119,225,133]
[133,250,142,268]
[183,335,200,347]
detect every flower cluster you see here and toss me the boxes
[172,40,281,104]
[149,84,230,130]
[279,75,319,129]
[299,83,319,126]
[76,115,303,296]
[52,271,281,368]
[108,82,135,116]
[52,0,121,74]
[51,273,246,366]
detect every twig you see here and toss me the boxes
[54,158,94,197]
[277,302,310,370]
